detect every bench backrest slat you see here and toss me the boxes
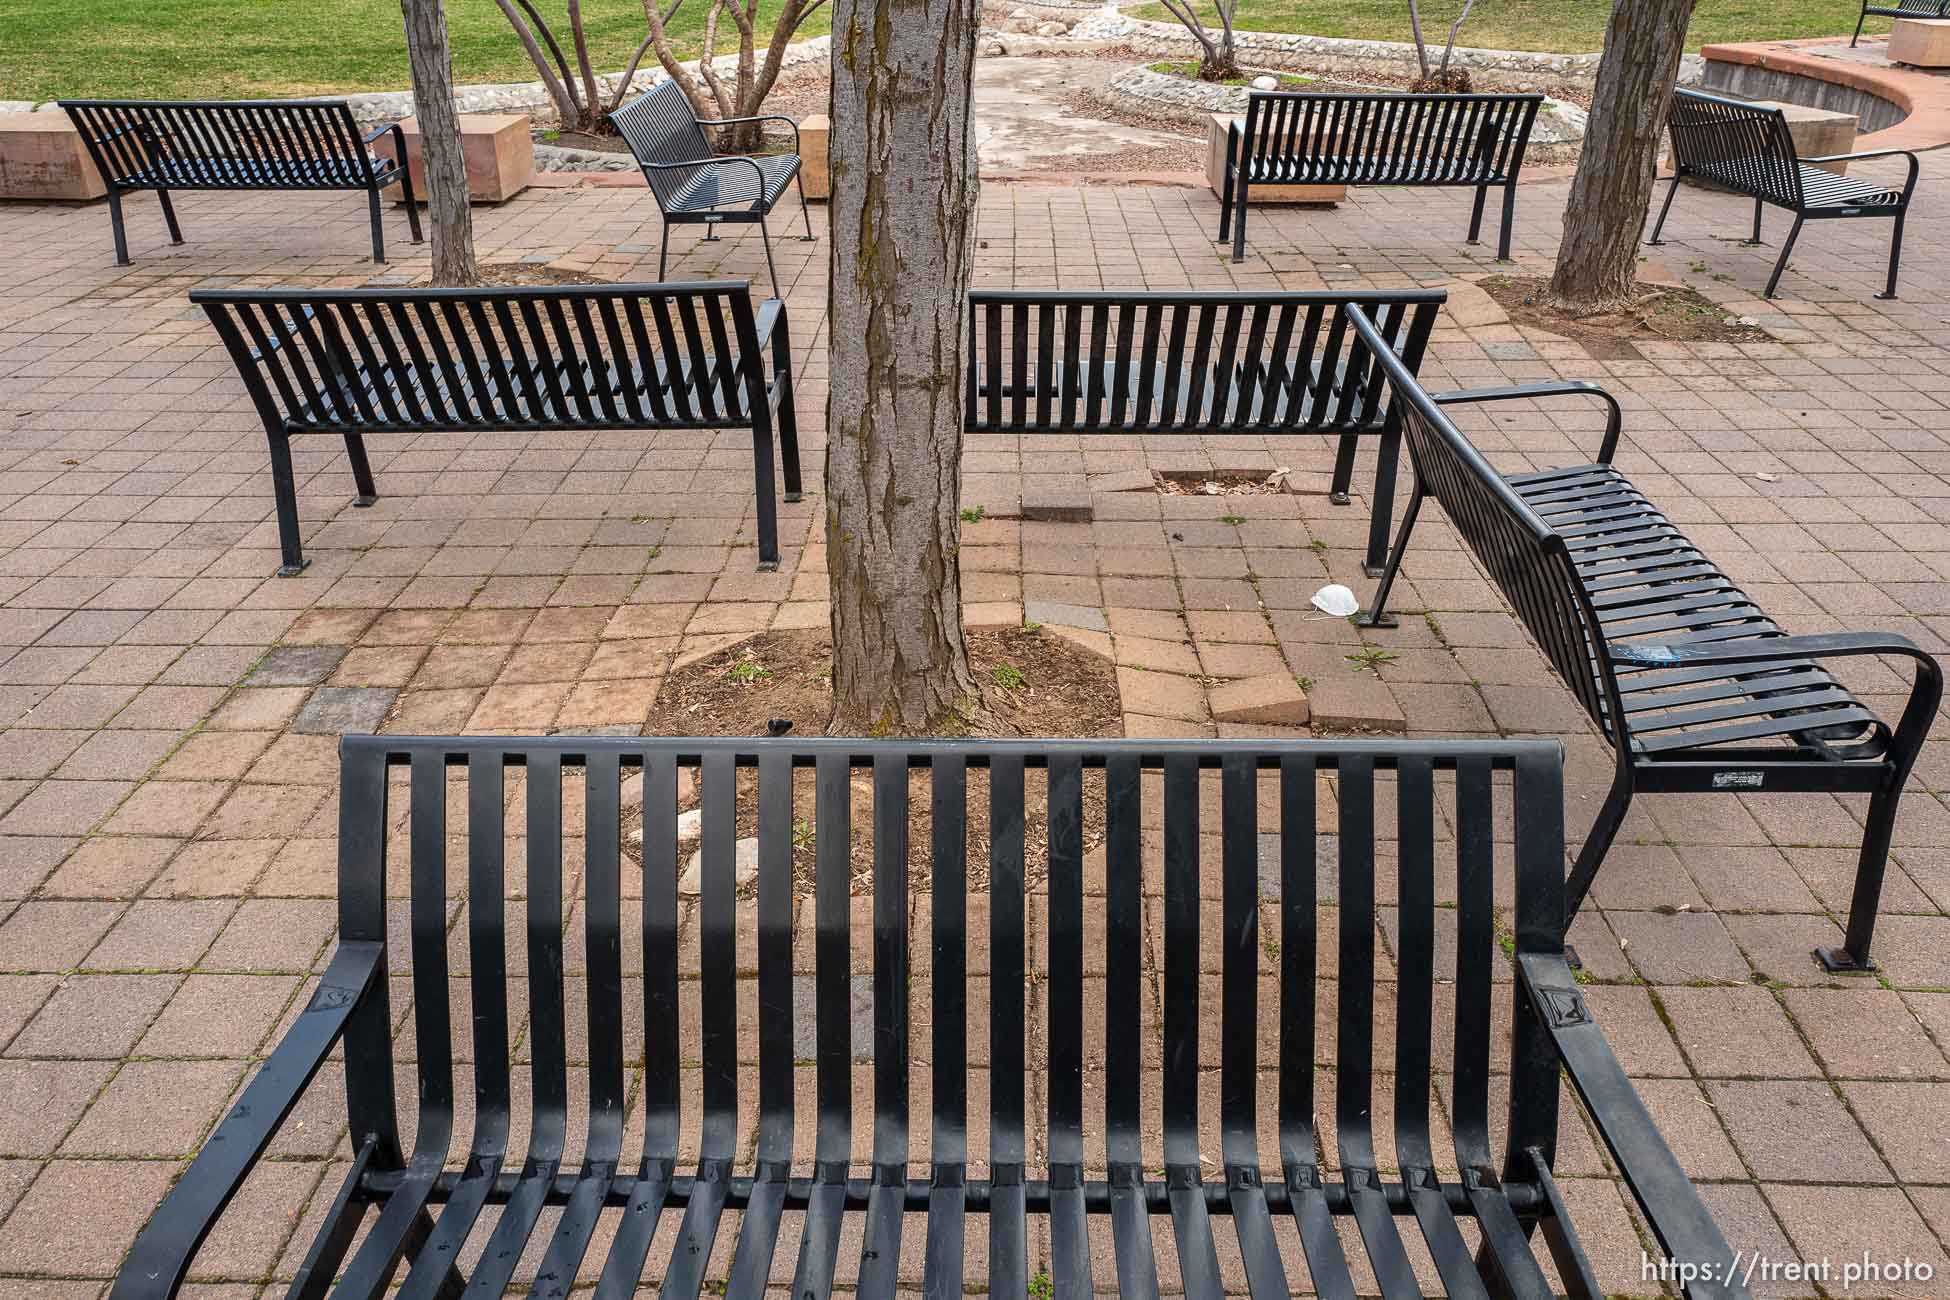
[1241,91,1542,185]
[1346,306,1617,737]
[1666,88,1804,209]
[191,281,770,435]
[61,99,375,189]
[967,291,1443,434]
[334,734,1569,1232]
[610,81,716,207]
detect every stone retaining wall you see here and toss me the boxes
[986,12,1706,91]
[1102,61,1589,148]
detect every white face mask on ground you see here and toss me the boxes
[1310,583,1359,618]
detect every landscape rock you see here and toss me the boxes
[1035,20,1071,36]
[1252,74,1279,90]
[678,834,760,895]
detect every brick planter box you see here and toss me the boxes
[799,113,830,200]
[1889,18,1950,69]
[0,113,106,201]
[373,113,534,203]
[1205,114,1346,205]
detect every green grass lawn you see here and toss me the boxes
[0,0,829,103]
[1126,0,1879,56]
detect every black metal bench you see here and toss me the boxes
[1855,0,1950,44]
[112,733,1748,1300]
[968,288,1445,574]
[1352,306,1942,975]
[1649,88,1919,300]
[610,80,814,299]
[58,98,421,266]
[191,280,801,576]
[1218,90,1542,263]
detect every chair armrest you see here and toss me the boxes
[642,154,767,182]
[696,114,801,153]
[1432,380,1623,464]
[108,942,383,1300]
[1518,952,1752,1300]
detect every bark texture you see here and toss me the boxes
[825,0,983,734]
[1548,0,1697,312]
[401,0,478,286]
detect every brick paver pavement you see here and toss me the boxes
[0,153,1948,1294]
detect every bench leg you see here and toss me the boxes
[368,186,387,264]
[1328,433,1358,506]
[1363,422,1403,577]
[397,168,424,243]
[1878,209,1905,300]
[1563,772,1632,924]
[796,170,815,241]
[267,429,310,576]
[1743,196,1764,245]
[751,407,782,571]
[1353,481,1422,630]
[1816,782,1903,973]
[658,220,670,280]
[759,213,782,300]
[1466,184,1488,245]
[156,189,184,244]
[1497,181,1517,261]
[1218,160,1236,242]
[772,314,804,503]
[106,189,131,266]
[1645,173,1682,246]
[1852,8,1868,44]
[345,432,379,507]
[1230,180,1249,263]
[1763,214,1804,299]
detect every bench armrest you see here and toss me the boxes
[1610,630,1936,672]
[753,296,783,350]
[1613,632,1943,755]
[1432,380,1623,464]
[1802,148,1921,199]
[1518,952,1751,1300]
[108,942,384,1300]
[361,120,404,147]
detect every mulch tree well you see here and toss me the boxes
[1479,273,1769,360]
[628,626,1125,896]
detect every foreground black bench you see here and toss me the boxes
[1352,306,1942,974]
[1855,0,1950,43]
[192,280,801,575]
[59,99,421,266]
[1218,90,1542,263]
[1649,88,1918,300]
[968,288,1445,573]
[610,80,814,299]
[113,733,1747,1299]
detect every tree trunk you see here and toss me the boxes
[401,0,478,286]
[825,0,984,735]
[1548,0,1696,312]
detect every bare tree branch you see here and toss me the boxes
[564,0,604,122]
[493,0,582,127]
[1438,0,1478,80]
